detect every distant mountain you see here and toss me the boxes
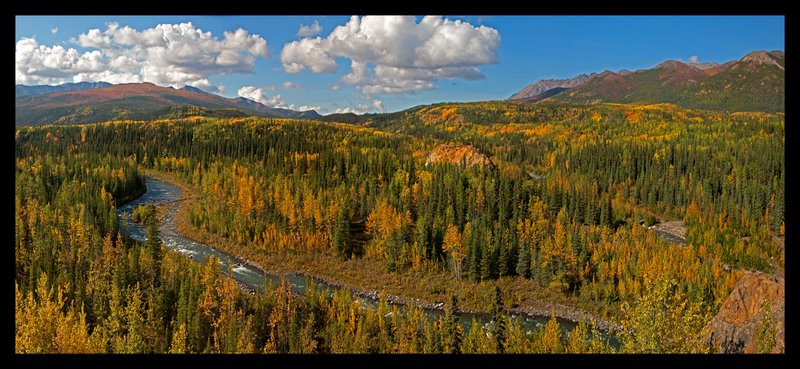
[509,50,784,112]
[271,108,321,120]
[676,50,784,112]
[317,112,374,125]
[508,73,596,101]
[16,81,113,98]
[688,61,720,70]
[15,82,320,125]
[180,85,213,95]
[561,60,709,103]
[229,97,320,120]
[510,87,569,104]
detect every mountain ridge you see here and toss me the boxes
[508,73,597,100]
[15,82,321,126]
[16,81,113,98]
[508,50,784,112]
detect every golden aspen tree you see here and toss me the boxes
[169,323,188,354]
[442,224,466,279]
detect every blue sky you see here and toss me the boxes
[16,16,784,114]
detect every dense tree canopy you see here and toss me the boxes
[15,101,783,353]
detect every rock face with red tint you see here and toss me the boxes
[706,271,784,353]
[425,143,495,170]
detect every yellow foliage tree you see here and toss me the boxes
[442,224,466,279]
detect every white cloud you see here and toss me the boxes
[333,105,369,114]
[237,85,282,106]
[296,105,322,112]
[282,81,299,90]
[15,37,107,85]
[371,99,385,112]
[688,55,699,64]
[297,20,322,37]
[51,27,58,35]
[237,85,320,112]
[281,37,337,73]
[334,99,385,114]
[16,22,269,91]
[280,16,500,95]
[76,28,113,49]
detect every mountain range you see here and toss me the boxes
[15,82,320,126]
[15,49,783,126]
[509,50,784,112]
[16,81,113,98]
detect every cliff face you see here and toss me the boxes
[706,271,785,353]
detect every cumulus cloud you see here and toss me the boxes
[15,37,107,85]
[51,27,58,35]
[282,81,299,90]
[688,55,699,64]
[237,85,320,112]
[16,22,269,91]
[297,20,322,37]
[237,85,283,106]
[281,37,337,73]
[371,99,385,112]
[333,99,385,114]
[280,16,500,95]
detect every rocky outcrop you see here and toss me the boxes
[706,271,784,353]
[650,220,687,245]
[508,73,596,100]
[688,61,720,71]
[740,50,785,70]
[425,143,496,170]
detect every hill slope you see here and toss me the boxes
[676,51,784,112]
[15,82,320,125]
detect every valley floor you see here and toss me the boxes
[144,169,621,331]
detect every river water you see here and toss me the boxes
[118,177,619,347]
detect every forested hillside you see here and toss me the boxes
[15,101,784,353]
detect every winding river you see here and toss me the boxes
[118,177,619,347]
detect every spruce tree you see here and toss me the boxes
[516,242,531,279]
[491,286,506,353]
[443,294,462,354]
[332,205,350,257]
[497,239,509,277]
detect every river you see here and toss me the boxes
[118,177,619,347]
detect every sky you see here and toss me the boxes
[15,16,785,115]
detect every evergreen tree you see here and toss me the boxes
[480,231,494,281]
[143,206,162,286]
[771,190,784,234]
[516,241,531,279]
[332,205,350,257]
[443,294,462,354]
[600,195,612,227]
[491,286,506,353]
